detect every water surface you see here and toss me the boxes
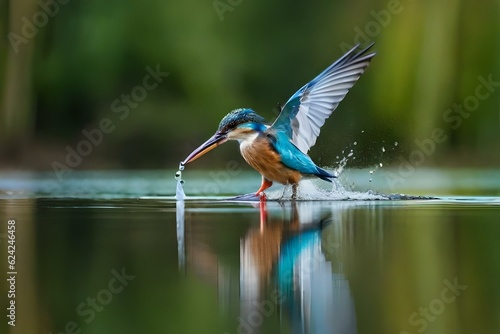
[0,170,499,334]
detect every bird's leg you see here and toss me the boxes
[279,185,288,201]
[291,183,298,201]
[255,177,273,200]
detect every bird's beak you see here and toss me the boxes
[181,132,228,165]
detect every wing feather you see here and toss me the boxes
[271,43,376,153]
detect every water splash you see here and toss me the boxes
[326,134,396,192]
[266,180,387,201]
[335,157,348,177]
[330,140,363,190]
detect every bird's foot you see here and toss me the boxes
[258,191,267,202]
[278,186,288,201]
[278,184,298,201]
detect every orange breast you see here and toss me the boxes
[240,135,301,185]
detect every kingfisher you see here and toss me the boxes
[181,43,376,200]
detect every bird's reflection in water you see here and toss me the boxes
[176,200,359,334]
[240,201,356,334]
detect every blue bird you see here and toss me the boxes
[181,43,376,200]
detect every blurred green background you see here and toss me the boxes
[1,0,499,171]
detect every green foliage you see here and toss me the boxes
[1,0,499,169]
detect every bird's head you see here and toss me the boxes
[181,108,266,166]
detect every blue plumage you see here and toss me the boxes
[272,43,376,154]
[218,108,266,133]
[181,43,376,199]
[268,131,334,181]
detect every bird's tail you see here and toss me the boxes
[315,166,336,182]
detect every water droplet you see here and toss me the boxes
[336,156,339,159]
[348,152,354,157]
[175,170,182,180]
[180,180,185,184]
[369,178,372,182]
[353,141,357,145]
[379,163,383,167]
[361,130,365,133]
[179,162,185,171]
[369,170,374,175]
[382,147,385,152]
[394,142,398,147]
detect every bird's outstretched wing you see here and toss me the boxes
[271,43,376,154]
